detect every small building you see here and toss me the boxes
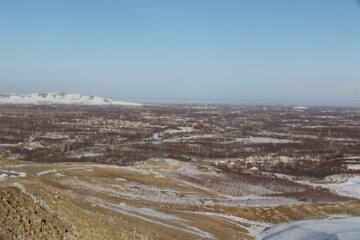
[247,163,255,169]
[249,167,259,172]
[227,161,236,169]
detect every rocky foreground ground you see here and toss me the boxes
[0,187,74,239]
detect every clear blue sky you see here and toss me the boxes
[0,0,359,105]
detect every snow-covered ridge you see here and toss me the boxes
[0,93,141,106]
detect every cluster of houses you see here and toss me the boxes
[76,117,153,129]
[212,155,320,173]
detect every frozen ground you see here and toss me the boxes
[257,217,360,240]
[305,175,360,200]
[321,176,360,199]
[224,137,298,144]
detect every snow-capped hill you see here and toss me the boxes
[0,93,141,106]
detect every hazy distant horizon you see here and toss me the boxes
[113,96,360,107]
[1,91,360,107]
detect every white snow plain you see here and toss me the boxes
[257,217,360,240]
[321,176,360,199]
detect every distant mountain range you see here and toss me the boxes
[0,93,141,106]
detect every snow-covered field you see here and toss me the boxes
[257,217,360,240]
[224,137,298,144]
[319,176,360,199]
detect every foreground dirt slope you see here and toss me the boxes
[0,159,253,240]
[1,158,360,240]
[0,187,75,239]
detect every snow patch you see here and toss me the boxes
[224,137,298,144]
[0,170,26,180]
[257,217,360,240]
[88,197,214,239]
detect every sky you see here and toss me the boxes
[0,0,359,105]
